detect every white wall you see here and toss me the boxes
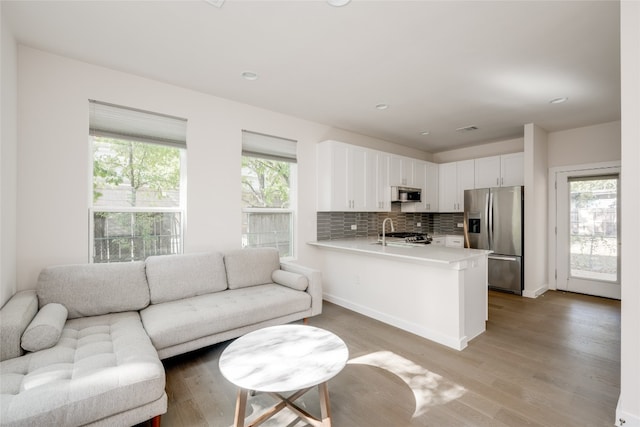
[617,1,640,425]
[523,123,548,298]
[14,46,426,291]
[432,137,524,163]
[548,121,621,168]
[1,7,18,307]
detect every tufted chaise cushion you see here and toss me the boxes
[0,312,165,426]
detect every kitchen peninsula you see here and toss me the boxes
[308,238,491,350]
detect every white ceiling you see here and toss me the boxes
[2,0,621,153]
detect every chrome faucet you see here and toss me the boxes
[381,218,395,246]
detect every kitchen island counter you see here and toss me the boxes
[308,238,489,350]
[308,238,490,270]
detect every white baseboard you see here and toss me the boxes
[323,292,468,351]
[616,396,640,427]
[522,285,548,298]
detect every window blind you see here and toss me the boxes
[242,130,297,163]
[89,100,187,148]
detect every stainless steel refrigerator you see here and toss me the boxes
[464,186,524,295]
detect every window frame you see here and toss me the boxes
[88,101,187,263]
[241,131,298,260]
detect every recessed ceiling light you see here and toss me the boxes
[375,103,389,110]
[241,71,258,81]
[549,97,568,104]
[420,131,430,136]
[327,0,351,6]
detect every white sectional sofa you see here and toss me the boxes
[0,248,322,426]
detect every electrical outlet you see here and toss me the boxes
[351,224,357,230]
[457,223,464,228]
[416,222,421,227]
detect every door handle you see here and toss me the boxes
[489,255,518,262]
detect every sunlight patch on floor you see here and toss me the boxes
[348,350,466,418]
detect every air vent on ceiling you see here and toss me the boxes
[455,125,479,132]
[204,0,225,8]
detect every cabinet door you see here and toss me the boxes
[389,156,403,186]
[446,235,464,248]
[456,160,475,211]
[424,161,439,212]
[349,146,368,211]
[326,143,350,210]
[438,162,458,212]
[431,236,446,246]
[402,161,426,213]
[501,152,524,187]
[389,156,414,186]
[375,152,391,211]
[457,159,475,192]
[474,156,501,188]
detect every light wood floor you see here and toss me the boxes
[153,290,620,427]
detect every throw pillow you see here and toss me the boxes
[21,303,68,352]
[272,269,309,291]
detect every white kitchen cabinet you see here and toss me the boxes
[373,151,391,211]
[500,152,525,187]
[317,141,388,212]
[474,153,524,188]
[438,160,474,212]
[389,156,415,187]
[446,235,464,248]
[402,160,439,212]
[431,236,446,246]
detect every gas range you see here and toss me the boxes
[377,232,432,244]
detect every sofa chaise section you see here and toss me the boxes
[0,261,166,427]
[0,311,166,427]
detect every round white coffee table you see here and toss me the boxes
[219,325,349,427]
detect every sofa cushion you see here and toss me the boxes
[146,252,228,304]
[37,261,150,319]
[21,303,68,352]
[0,312,165,426]
[272,269,309,291]
[224,248,280,289]
[0,290,38,361]
[140,284,311,351]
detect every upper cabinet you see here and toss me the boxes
[438,160,475,212]
[317,141,388,212]
[389,156,416,187]
[374,152,391,211]
[317,139,522,213]
[402,160,439,213]
[500,152,525,187]
[474,153,524,188]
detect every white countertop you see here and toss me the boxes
[308,238,491,269]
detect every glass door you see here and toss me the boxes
[556,170,620,299]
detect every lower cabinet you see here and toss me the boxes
[432,235,464,248]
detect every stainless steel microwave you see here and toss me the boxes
[390,186,422,203]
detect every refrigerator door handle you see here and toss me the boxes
[487,192,493,248]
[489,255,518,262]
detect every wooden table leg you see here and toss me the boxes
[318,382,332,427]
[234,388,248,427]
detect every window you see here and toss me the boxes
[241,130,297,258]
[89,100,187,263]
